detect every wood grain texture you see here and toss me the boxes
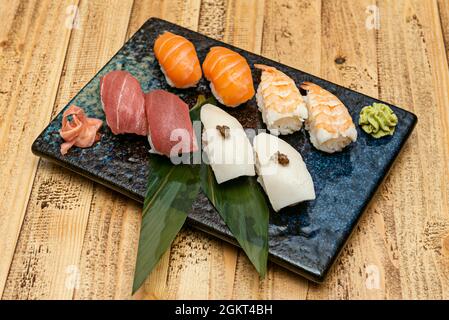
[1,0,449,300]
[306,0,389,300]
[261,0,321,75]
[73,185,140,299]
[1,0,134,300]
[0,0,78,298]
[127,0,201,39]
[374,0,449,299]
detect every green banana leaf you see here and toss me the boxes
[133,94,269,293]
[132,155,200,293]
[200,163,270,277]
[132,96,212,293]
[189,95,216,121]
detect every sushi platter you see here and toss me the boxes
[32,18,417,283]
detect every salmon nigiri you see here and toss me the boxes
[202,47,255,107]
[300,82,357,153]
[153,31,202,88]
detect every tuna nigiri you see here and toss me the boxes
[300,82,357,153]
[202,47,255,107]
[153,31,202,88]
[145,90,197,157]
[255,64,308,135]
[100,70,147,136]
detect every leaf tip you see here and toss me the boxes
[132,275,144,295]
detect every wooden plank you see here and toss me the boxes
[261,0,322,75]
[126,0,202,39]
[303,0,393,300]
[372,0,449,299]
[1,0,134,300]
[74,185,141,299]
[0,0,78,298]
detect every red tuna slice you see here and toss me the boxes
[145,90,198,157]
[100,70,147,135]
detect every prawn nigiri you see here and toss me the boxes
[153,31,202,88]
[255,64,308,135]
[202,47,255,107]
[300,82,357,153]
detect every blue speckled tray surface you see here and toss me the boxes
[32,18,417,282]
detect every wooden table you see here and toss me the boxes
[1,0,448,300]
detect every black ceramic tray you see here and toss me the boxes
[32,18,417,282]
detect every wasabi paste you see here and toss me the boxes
[359,103,398,138]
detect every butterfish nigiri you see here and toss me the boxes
[202,47,255,107]
[100,70,147,136]
[255,64,308,135]
[200,104,255,183]
[153,32,202,88]
[300,82,357,153]
[253,133,315,212]
[145,90,197,157]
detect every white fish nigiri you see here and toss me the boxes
[200,104,255,184]
[253,133,315,212]
[300,82,357,153]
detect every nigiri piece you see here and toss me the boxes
[300,82,357,153]
[202,47,255,107]
[100,70,147,135]
[153,31,202,88]
[145,90,197,157]
[59,105,103,155]
[255,64,308,135]
[200,104,255,183]
[253,133,315,212]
